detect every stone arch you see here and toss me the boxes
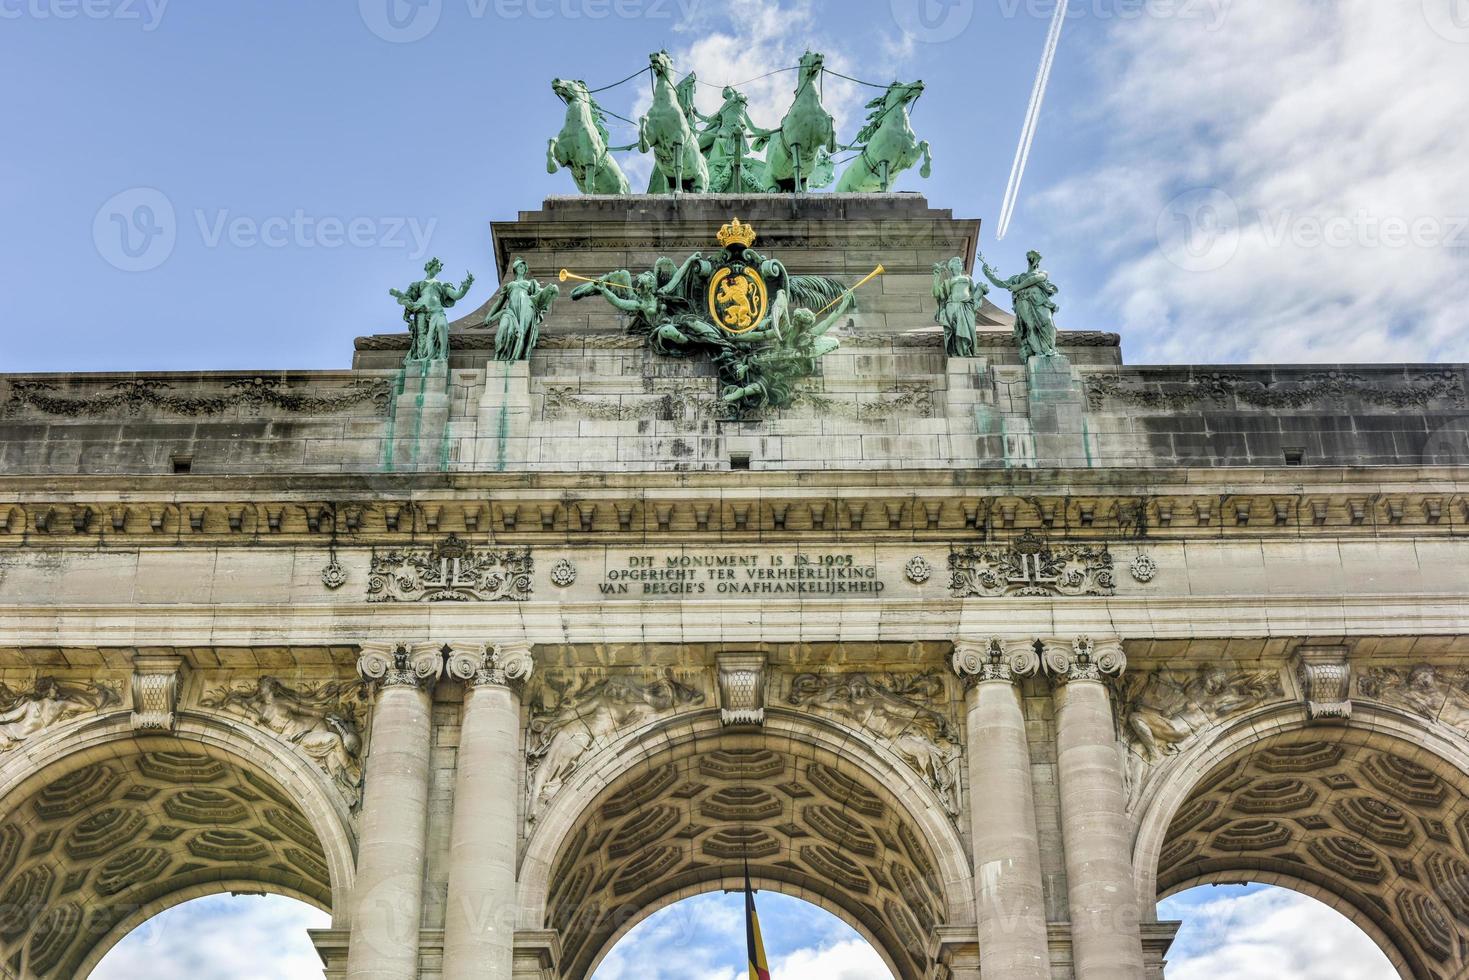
[519,708,973,980]
[0,707,356,979]
[1133,703,1469,980]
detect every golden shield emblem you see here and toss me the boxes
[707,266,768,334]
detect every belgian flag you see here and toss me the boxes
[744,864,771,980]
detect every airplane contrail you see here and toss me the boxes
[996,0,1069,241]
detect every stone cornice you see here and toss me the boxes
[1,469,1465,546]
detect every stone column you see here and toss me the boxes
[1046,636,1144,978]
[345,642,444,980]
[952,639,1050,980]
[442,643,535,980]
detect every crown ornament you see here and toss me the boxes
[716,217,757,249]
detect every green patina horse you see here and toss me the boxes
[638,51,709,194]
[547,79,631,196]
[835,79,932,193]
[756,51,837,193]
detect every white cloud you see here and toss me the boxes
[1160,886,1395,980]
[773,938,892,979]
[1036,0,1469,364]
[92,894,329,980]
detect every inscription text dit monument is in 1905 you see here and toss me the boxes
[597,552,887,597]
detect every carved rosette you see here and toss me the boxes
[1042,636,1127,683]
[446,643,535,688]
[951,638,1041,685]
[357,642,444,689]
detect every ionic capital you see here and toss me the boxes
[358,642,444,690]
[952,638,1042,686]
[1041,636,1127,683]
[446,643,535,688]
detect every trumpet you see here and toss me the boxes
[814,264,884,317]
[558,269,636,292]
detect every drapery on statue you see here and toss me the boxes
[390,258,475,364]
[932,256,988,358]
[717,291,855,410]
[547,78,631,195]
[979,249,1061,360]
[756,50,838,192]
[639,50,710,194]
[835,80,933,193]
[483,257,560,362]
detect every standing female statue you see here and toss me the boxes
[483,257,559,362]
[932,256,987,358]
[979,249,1061,360]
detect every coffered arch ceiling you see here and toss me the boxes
[0,736,334,979]
[1156,728,1469,980]
[544,727,953,980]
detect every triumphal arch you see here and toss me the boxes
[5,136,1469,979]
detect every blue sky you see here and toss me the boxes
[11,0,1466,975]
[5,0,1465,373]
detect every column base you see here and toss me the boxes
[1042,920,1179,978]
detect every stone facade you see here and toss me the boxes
[0,195,1467,979]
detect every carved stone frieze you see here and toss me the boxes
[0,677,122,749]
[1085,369,1466,411]
[367,535,533,602]
[716,653,767,726]
[1,377,392,418]
[524,670,705,822]
[1118,663,1284,764]
[200,676,367,808]
[1358,664,1469,733]
[786,671,962,818]
[949,532,1115,598]
[446,643,535,688]
[542,383,720,422]
[1295,646,1352,721]
[129,656,184,732]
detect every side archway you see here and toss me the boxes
[519,709,974,980]
[1133,705,1469,980]
[0,708,356,979]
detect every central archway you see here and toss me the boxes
[519,711,973,980]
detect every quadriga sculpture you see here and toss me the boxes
[546,78,631,195]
